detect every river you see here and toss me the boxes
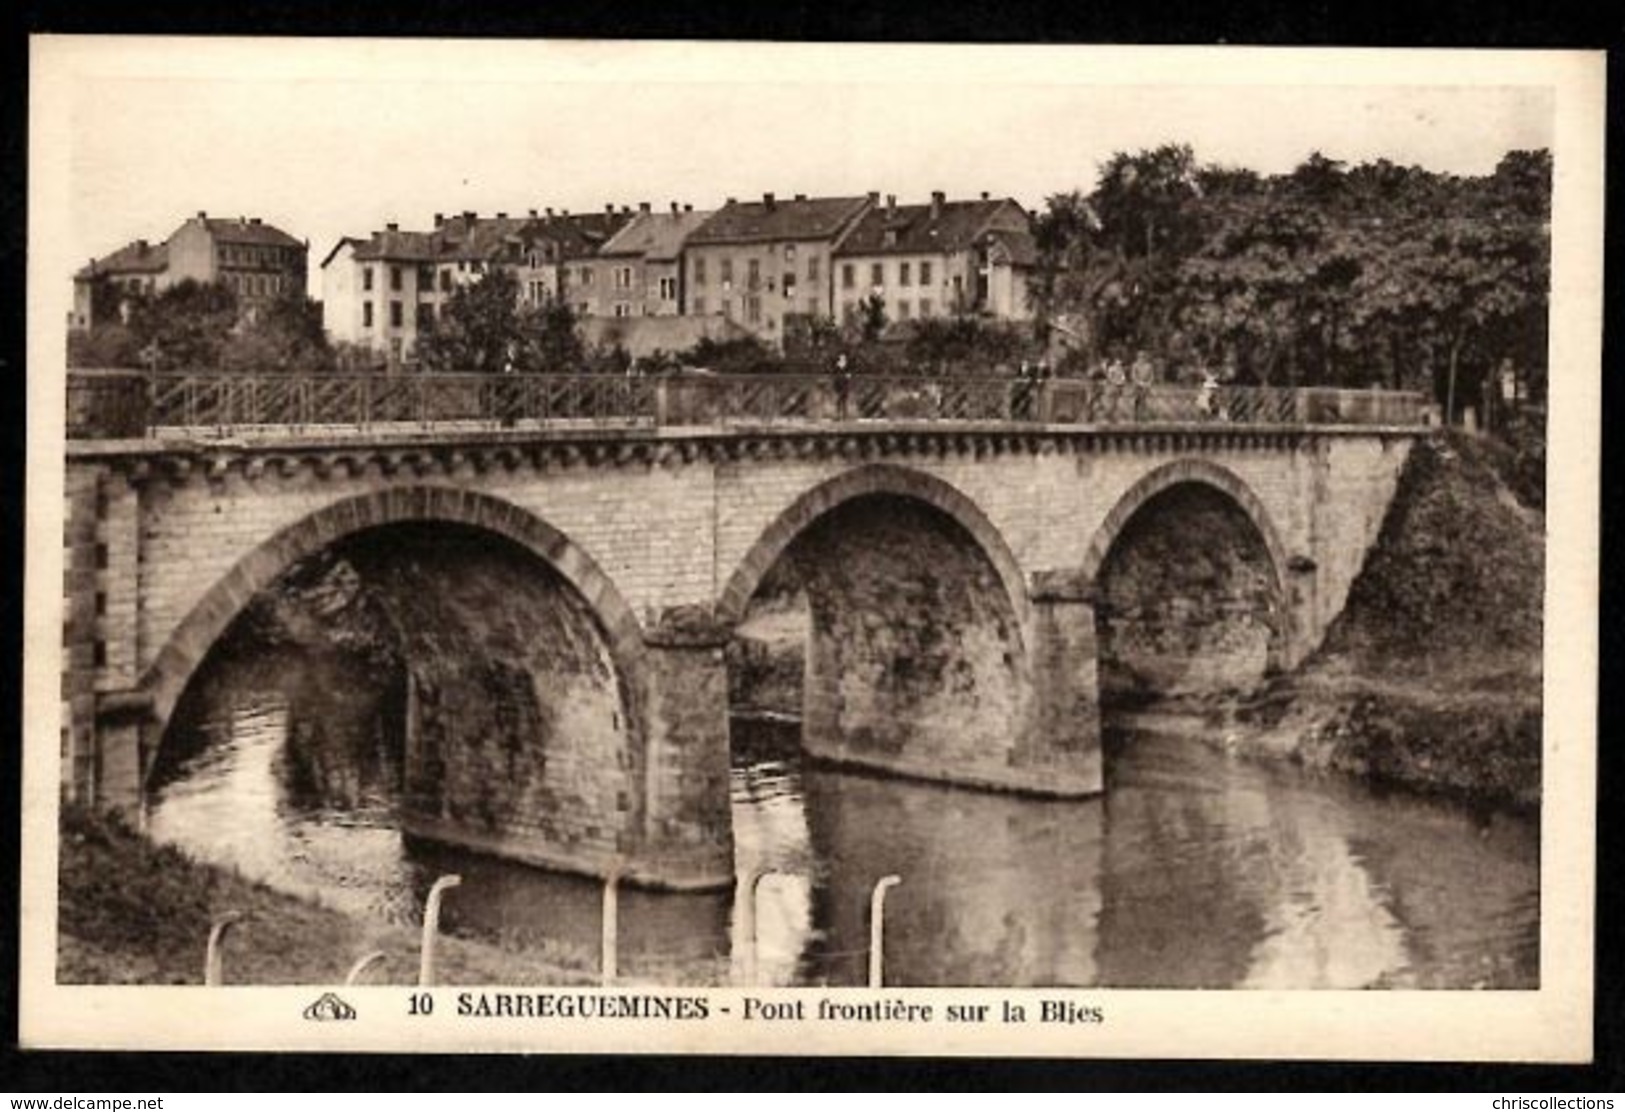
[146,647,1538,989]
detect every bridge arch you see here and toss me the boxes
[1084,458,1295,697]
[142,486,648,739]
[717,462,1030,633]
[1082,459,1291,593]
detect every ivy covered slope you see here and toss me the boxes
[1237,430,1545,809]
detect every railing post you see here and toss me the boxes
[868,874,902,989]
[655,376,670,428]
[418,874,461,987]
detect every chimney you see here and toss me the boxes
[135,239,148,253]
[794,193,807,201]
[528,208,538,218]
[434,212,444,226]
[562,208,570,216]
[238,216,248,226]
[545,207,554,218]
[763,192,776,210]
[931,190,945,219]
[867,191,880,205]
[385,222,399,232]
[497,211,508,220]
[639,201,651,214]
[684,203,693,212]
[670,201,679,214]
[886,194,896,212]
[196,210,208,221]
[250,217,261,225]
[605,203,615,214]
[980,191,990,201]
[726,197,737,205]
[463,210,475,221]
[621,205,631,215]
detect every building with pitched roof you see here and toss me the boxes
[830,192,1037,325]
[320,207,635,363]
[71,211,307,332]
[583,204,711,318]
[682,193,873,343]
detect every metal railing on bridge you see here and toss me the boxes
[66,369,1435,440]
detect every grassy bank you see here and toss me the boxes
[1227,430,1544,810]
[57,804,598,986]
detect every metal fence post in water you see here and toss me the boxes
[345,950,388,986]
[601,866,623,986]
[868,875,901,989]
[418,874,462,987]
[203,910,243,987]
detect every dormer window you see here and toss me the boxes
[884,229,898,247]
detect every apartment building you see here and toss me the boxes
[71,211,307,331]
[831,192,1037,326]
[584,203,711,318]
[321,207,633,362]
[682,193,873,342]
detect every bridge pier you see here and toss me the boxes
[634,609,736,891]
[1020,571,1105,795]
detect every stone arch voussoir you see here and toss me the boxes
[142,486,647,738]
[716,462,1030,636]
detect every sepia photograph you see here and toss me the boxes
[20,38,1602,1059]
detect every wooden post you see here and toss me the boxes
[868,875,902,989]
[418,874,462,987]
[204,911,243,987]
[601,867,622,986]
[345,950,388,986]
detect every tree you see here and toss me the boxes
[858,293,888,344]
[126,279,239,371]
[220,287,334,373]
[417,269,527,373]
[515,299,586,371]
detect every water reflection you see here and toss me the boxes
[147,647,1539,989]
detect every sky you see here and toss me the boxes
[35,39,1561,297]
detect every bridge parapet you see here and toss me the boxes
[68,369,1435,442]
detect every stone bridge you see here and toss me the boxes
[61,380,1429,890]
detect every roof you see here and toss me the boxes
[598,210,714,261]
[75,239,169,280]
[350,229,445,263]
[984,227,1039,267]
[833,198,1029,257]
[686,196,871,246]
[515,211,633,263]
[199,217,305,249]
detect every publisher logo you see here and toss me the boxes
[303,992,358,1022]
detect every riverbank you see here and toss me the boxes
[57,803,599,986]
[1221,430,1544,811]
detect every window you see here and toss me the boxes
[580,267,594,286]
[785,244,796,261]
[721,258,734,288]
[659,276,677,301]
[920,261,933,286]
[390,300,403,328]
[614,302,633,318]
[439,271,451,292]
[746,296,761,324]
[390,266,402,292]
[783,273,797,300]
[693,295,707,316]
[808,255,820,282]
[900,261,912,287]
[897,299,911,320]
[363,267,374,292]
[747,258,760,289]
[919,298,932,318]
[694,256,707,285]
[722,298,734,319]
[418,302,434,326]
[842,263,854,290]
[418,265,433,288]
[870,263,883,288]
[615,266,633,291]
[363,301,374,328]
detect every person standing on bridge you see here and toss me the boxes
[832,351,852,421]
[1130,350,1156,421]
[1104,356,1128,422]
